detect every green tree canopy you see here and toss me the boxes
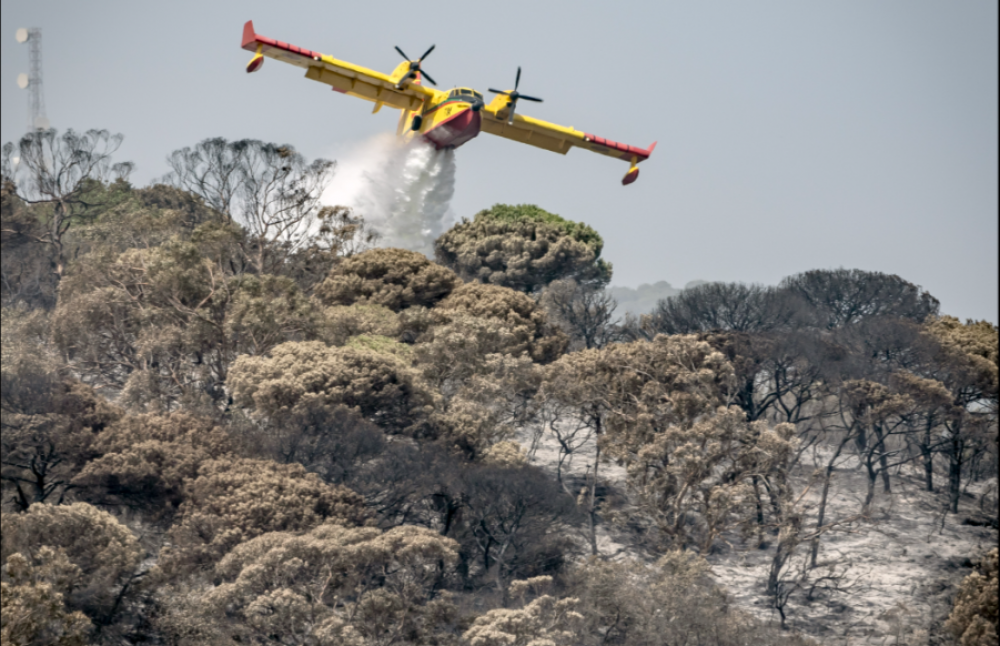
[435,204,612,293]
[316,247,460,312]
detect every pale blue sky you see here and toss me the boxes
[2,0,996,322]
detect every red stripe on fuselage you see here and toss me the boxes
[422,107,482,150]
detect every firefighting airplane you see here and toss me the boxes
[241,21,655,185]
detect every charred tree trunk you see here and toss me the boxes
[854,424,868,454]
[873,425,892,494]
[811,434,850,568]
[753,475,765,547]
[863,458,877,510]
[921,425,935,492]
[948,433,963,514]
[587,443,601,556]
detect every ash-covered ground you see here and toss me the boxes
[519,425,998,644]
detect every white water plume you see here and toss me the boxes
[322,133,457,257]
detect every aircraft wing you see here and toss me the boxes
[480,104,656,185]
[241,21,439,113]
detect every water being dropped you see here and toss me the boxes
[321,133,457,257]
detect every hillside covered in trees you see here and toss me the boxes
[2,130,997,646]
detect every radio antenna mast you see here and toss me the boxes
[16,27,50,131]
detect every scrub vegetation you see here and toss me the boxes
[1,130,997,646]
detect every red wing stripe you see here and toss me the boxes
[264,37,317,60]
[583,133,657,161]
[242,23,319,60]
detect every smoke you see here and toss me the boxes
[322,133,457,257]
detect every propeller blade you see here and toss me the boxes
[420,44,436,61]
[488,89,510,95]
[396,72,413,89]
[507,104,517,125]
[420,70,437,86]
[519,95,543,102]
[395,46,410,61]
[515,66,522,91]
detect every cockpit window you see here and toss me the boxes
[449,88,483,100]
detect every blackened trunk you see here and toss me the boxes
[855,425,868,454]
[921,443,934,492]
[948,435,963,513]
[874,425,891,494]
[753,475,765,547]
[588,444,601,556]
[811,458,836,567]
[864,458,877,510]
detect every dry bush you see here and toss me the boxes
[68,183,224,260]
[1,550,92,646]
[417,314,537,393]
[644,282,802,335]
[457,464,579,595]
[223,274,319,356]
[160,458,368,573]
[1,310,120,510]
[920,316,999,511]
[480,441,528,469]
[780,268,939,329]
[541,335,802,552]
[201,523,459,645]
[463,576,583,646]
[1,502,142,629]
[142,581,226,646]
[346,334,415,362]
[540,278,620,350]
[318,303,402,346]
[235,402,386,486]
[585,335,777,549]
[428,354,543,459]
[52,232,318,410]
[434,282,548,331]
[946,548,999,646]
[73,412,234,517]
[316,247,460,312]
[429,282,567,364]
[228,340,437,436]
[3,129,134,279]
[1,184,60,309]
[568,551,812,646]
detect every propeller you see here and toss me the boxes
[394,44,437,89]
[489,67,543,125]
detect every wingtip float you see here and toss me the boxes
[240,20,655,186]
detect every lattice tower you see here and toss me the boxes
[25,28,49,131]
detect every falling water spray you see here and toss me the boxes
[322,133,457,257]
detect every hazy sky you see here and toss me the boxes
[2,0,997,322]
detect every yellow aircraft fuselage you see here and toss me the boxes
[396,81,484,150]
